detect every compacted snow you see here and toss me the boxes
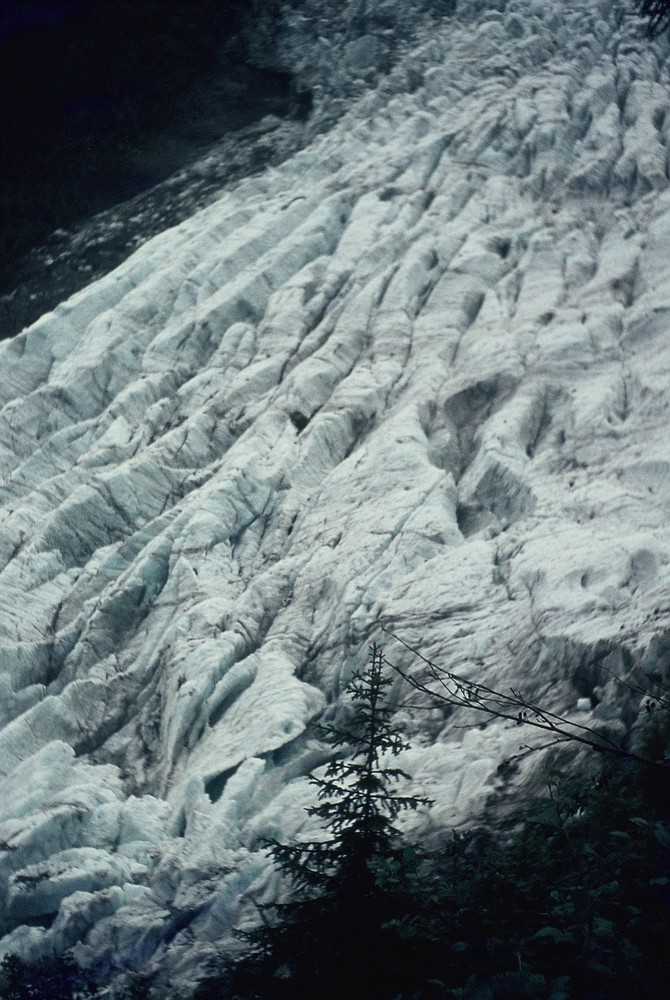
[1,0,670,989]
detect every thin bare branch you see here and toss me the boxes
[380,626,669,771]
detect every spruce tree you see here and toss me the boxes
[196,643,432,1000]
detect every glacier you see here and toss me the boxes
[1,0,670,992]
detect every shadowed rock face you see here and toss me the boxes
[0,0,455,339]
[1,0,670,991]
[0,0,298,337]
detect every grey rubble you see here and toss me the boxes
[1,0,670,991]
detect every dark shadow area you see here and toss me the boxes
[0,0,307,337]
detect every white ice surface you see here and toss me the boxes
[1,0,670,988]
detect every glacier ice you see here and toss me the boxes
[1,0,670,990]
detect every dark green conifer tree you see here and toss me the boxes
[0,952,99,1000]
[196,642,433,1000]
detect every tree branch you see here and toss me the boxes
[380,626,669,771]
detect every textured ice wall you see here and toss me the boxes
[1,0,670,989]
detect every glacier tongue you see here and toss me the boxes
[2,0,670,986]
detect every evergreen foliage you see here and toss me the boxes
[271,641,428,895]
[376,628,670,999]
[6,639,667,1000]
[193,636,670,1000]
[0,951,99,1000]
[431,755,670,999]
[195,643,434,1000]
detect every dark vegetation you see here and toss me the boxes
[0,0,297,310]
[1,638,668,999]
[195,643,433,1000]
[191,639,669,1000]
[1,0,668,341]
[0,951,99,1000]
[2,2,670,987]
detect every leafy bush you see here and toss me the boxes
[424,756,670,999]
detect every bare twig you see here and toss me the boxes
[380,626,669,771]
